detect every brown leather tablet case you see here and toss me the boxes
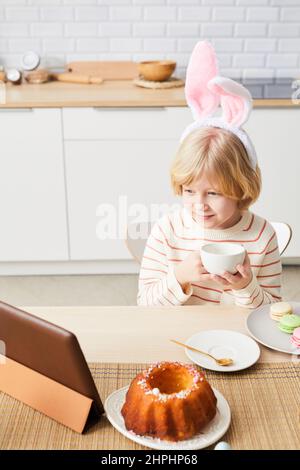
[0,301,104,432]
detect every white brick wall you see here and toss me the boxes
[0,0,300,79]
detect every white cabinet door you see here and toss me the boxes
[0,108,68,261]
[63,107,192,140]
[65,140,179,260]
[246,107,300,258]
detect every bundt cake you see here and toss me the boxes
[121,361,217,441]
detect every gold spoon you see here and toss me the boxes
[170,339,234,367]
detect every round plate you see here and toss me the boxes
[185,329,260,372]
[104,385,231,450]
[246,301,300,355]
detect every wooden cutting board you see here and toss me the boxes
[67,61,139,80]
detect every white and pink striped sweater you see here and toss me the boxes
[137,208,282,308]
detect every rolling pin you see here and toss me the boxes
[52,72,103,84]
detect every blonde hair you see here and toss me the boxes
[170,127,261,210]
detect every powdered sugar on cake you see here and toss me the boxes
[137,361,205,402]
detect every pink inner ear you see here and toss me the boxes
[221,95,244,125]
[188,94,219,120]
[185,41,220,120]
[208,81,248,126]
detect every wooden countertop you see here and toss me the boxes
[0,80,298,108]
[22,305,292,363]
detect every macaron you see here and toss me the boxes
[270,301,293,322]
[291,327,300,348]
[278,314,300,334]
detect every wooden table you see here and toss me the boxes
[23,305,291,363]
[0,305,297,450]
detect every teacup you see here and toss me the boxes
[200,243,245,275]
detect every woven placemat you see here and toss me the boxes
[133,77,184,89]
[0,362,299,450]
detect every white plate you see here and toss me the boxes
[246,301,300,355]
[185,329,260,372]
[104,385,231,450]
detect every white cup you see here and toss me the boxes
[200,243,245,275]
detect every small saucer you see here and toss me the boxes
[185,329,260,372]
[104,385,231,450]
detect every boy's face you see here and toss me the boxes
[182,173,241,230]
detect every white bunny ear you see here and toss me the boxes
[185,41,220,121]
[207,76,252,127]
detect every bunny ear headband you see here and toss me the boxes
[181,41,258,169]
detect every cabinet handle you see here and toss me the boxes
[93,107,167,111]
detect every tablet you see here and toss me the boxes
[0,300,104,428]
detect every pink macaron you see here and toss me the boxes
[291,327,300,348]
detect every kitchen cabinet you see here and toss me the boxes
[64,140,180,260]
[0,103,298,274]
[0,108,68,262]
[64,106,300,263]
[246,107,300,258]
[63,107,190,261]
[62,106,192,140]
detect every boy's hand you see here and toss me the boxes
[211,253,253,291]
[174,251,211,289]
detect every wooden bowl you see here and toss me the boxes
[137,60,176,82]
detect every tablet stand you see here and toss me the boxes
[0,354,98,433]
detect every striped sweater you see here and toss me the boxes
[137,208,282,308]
